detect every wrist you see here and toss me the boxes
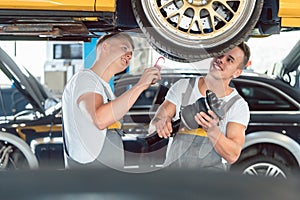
[131,84,146,94]
[133,82,147,92]
[207,126,221,139]
[151,117,161,124]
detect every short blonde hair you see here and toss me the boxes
[96,32,135,50]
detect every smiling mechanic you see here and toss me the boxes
[149,42,251,171]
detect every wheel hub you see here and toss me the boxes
[152,0,248,39]
[243,162,287,178]
[135,0,261,61]
[186,0,210,6]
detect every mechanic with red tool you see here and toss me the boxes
[62,32,161,170]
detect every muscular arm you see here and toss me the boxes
[207,121,246,164]
[149,100,176,138]
[195,110,246,164]
[78,84,145,130]
[78,67,160,130]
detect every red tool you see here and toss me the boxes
[154,56,165,71]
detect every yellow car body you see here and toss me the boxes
[0,0,115,12]
[279,0,300,27]
[0,0,299,25]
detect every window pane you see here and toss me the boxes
[234,81,297,111]
[53,44,82,59]
[0,65,31,116]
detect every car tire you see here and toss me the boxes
[0,132,39,170]
[132,0,264,62]
[231,155,291,179]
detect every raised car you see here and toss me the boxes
[0,0,299,62]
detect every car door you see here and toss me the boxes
[232,77,300,140]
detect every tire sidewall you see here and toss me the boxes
[132,0,264,62]
[232,156,291,178]
[0,132,39,169]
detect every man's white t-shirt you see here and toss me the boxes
[62,69,115,164]
[165,77,250,153]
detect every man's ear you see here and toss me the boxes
[101,42,109,51]
[233,69,242,78]
[245,60,252,68]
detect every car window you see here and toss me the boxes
[234,81,298,111]
[0,70,31,116]
[132,85,158,110]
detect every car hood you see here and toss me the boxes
[0,47,49,114]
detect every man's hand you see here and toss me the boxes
[154,117,173,139]
[194,110,219,132]
[136,67,161,91]
[148,100,176,138]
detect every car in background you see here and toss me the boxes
[0,0,299,62]
[0,47,63,170]
[0,85,29,117]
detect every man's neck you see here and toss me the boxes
[201,76,232,98]
[90,60,114,83]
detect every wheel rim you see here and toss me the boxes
[142,0,256,48]
[243,162,287,178]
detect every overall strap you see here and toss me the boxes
[222,94,242,113]
[181,78,196,106]
[180,77,242,121]
[62,117,70,157]
[100,81,124,136]
[102,82,113,101]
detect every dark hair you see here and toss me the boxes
[96,32,135,50]
[237,42,251,69]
